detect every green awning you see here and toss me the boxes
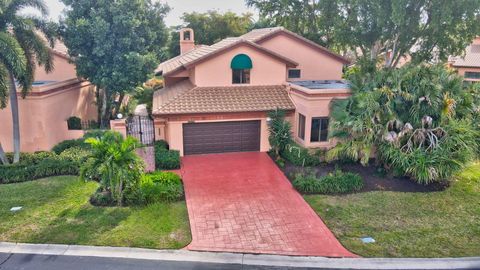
[231,54,252,69]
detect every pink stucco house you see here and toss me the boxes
[152,27,351,156]
[449,37,480,84]
[0,41,97,152]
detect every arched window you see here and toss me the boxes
[231,54,252,84]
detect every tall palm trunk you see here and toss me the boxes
[8,72,20,163]
[0,142,9,165]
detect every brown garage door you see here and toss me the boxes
[183,121,261,155]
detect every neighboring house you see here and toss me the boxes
[0,41,97,152]
[449,37,480,84]
[152,27,351,156]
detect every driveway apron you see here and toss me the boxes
[180,152,357,257]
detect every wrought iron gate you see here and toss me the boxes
[126,116,155,146]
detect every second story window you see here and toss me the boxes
[288,69,301,79]
[465,71,480,80]
[231,54,252,84]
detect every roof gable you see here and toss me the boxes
[156,38,298,76]
[244,27,350,64]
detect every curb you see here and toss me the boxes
[1,242,480,269]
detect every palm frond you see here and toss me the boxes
[0,64,8,108]
[0,32,28,89]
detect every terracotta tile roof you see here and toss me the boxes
[154,26,351,76]
[241,27,350,64]
[450,44,480,68]
[153,84,295,115]
[152,79,194,111]
[155,37,297,76]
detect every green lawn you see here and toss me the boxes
[0,176,191,249]
[305,162,480,258]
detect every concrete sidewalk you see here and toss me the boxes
[1,242,479,270]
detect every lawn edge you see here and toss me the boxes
[1,242,480,270]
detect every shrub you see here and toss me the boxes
[268,109,292,156]
[0,157,79,184]
[154,140,169,151]
[52,139,87,154]
[67,116,82,130]
[81,131,144,206]
[59,147,92,163]
[140,171,184,203]
[293,169,364,194]
[155,147,180,170]
[281,144,320,167]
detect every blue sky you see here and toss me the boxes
[37,0,257,26]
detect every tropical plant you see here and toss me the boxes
[268,109,292,157]
[81,131,144,206]
[0,0,58,164]
[328,64,479,184]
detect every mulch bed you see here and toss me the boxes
[280,160,447,193]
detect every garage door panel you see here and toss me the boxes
[183,121,261,155]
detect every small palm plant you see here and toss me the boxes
[81,131,144,206]
[268,109,292,157]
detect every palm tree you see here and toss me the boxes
[0,0,57,164]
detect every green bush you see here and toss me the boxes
[0,157,79,184]
[293,169,364,194]
[52,139,87,154]
[154,140,170,151]
[67,116,82,130]
[52,131,107,154]
[155,148,180,170]
[59,147,92,163]
[281,144,320,167]
[140,171,184,203]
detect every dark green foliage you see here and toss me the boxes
[293,169,364,194]
[0,156,79,184]
[154,141,180,170]
[61,0,170,126]
[52,130,107,154]
[67,116,82,130]
[52,139,86,154]
[155,149,181,170]
[140,171,184,203]
[246,0,480,67]
[154,140,170,151]
[329,65,480,184]
[166,11,253,58]
[281,144,320,167]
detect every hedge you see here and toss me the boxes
[0,158,79,184]
[281,144,321,167]
[293,169,364,194]
[154,140,180,170]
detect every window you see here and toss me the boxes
[232,69,250,84]
[465,72,480,79]
[298,114,306,140]
[231,54,252,84]
[310,117,329,142]
[288,69,301,79]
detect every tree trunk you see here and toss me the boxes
[114,92,125,116]
[99,88,110,129]
[0,142,9,165]
[8,72,20,163]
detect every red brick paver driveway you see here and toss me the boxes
[180,152,357,257]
